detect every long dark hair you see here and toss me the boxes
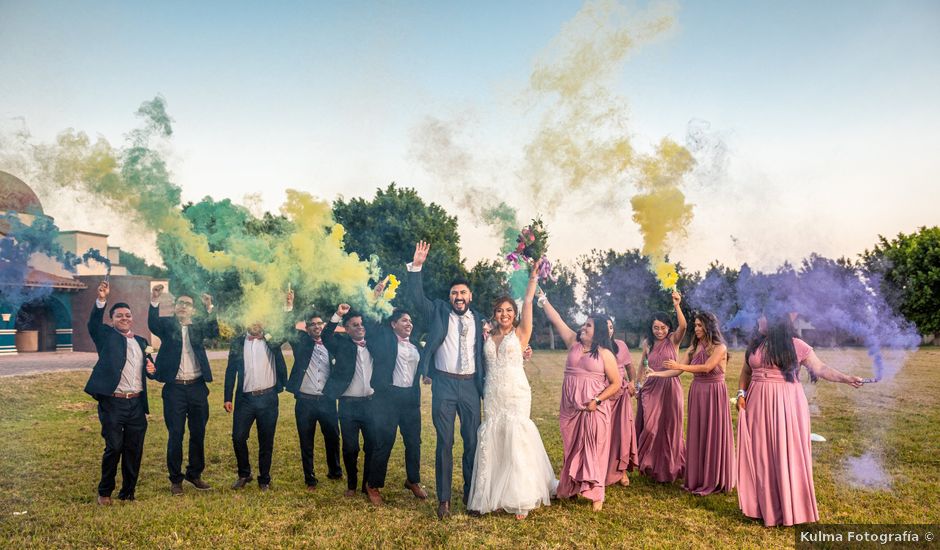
[687,311,726,362]
[646,311,674,352]
[745,315,801,383]
[605,317,620,356]
[490,296,518,335]
[578,316,614,360]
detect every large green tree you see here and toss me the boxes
[862,226,940,339]
[332,183,465,318]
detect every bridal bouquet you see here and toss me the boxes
[506,217,555,281]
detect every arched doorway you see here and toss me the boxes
[14,299,58,352]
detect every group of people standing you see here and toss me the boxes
[82,241,864,528]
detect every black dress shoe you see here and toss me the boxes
[437,501,451,520]
[185,477,211,490]
[117,494,135,501]
[170,483,183,496]
[259,483,271,492]
[467,509,482,517]
[327,472,343,480]
[231,476,253,490]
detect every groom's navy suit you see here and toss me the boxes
[407,268,485,506]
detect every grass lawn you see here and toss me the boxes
[1,348,938,548]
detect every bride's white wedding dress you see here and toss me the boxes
[467,331,557,515]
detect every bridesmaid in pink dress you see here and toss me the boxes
[605,319,638,487]
[541,296,622,512]
[648,311,735,495]
[636,290,687,483]
[737,315,863,527]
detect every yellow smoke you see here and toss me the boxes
[630,138,695,289]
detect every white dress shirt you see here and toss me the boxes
[116,332,144,393]
[97,300,144,393]
[299,341,330,395]
[342,344,374,397]
[242,337,276,393]
[176,325,202,380]
[406,262,476,375]
[393,340,420,388]
[150,300,203,380]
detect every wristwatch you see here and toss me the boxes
[592,396,601,405]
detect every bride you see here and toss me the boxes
[467,259,557,519]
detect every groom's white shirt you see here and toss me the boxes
[407,262,476,375]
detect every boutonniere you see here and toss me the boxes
[145,345,155,355]
[264,333,272,342]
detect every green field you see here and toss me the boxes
[1,348,938,548]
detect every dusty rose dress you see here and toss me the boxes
[637,336,686,482]
[738,338,819,526]
[556,344,613,502]
[684,344,736,495]
[605,340,638,485]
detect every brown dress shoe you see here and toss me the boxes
[231,476,253,490]
[186,477,211,490]
[343,489,356,497]
[366,485,383,506]
[170,483,183,496]
[97,495,112,506]
[404,481,427,499]
[437,501,451,520]
[306,484,317,492]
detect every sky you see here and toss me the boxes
[1,0,938,272]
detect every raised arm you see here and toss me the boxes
[87,281,109,349]
[669,290,687,346]
[539,294,578,349]
[516,259,541,349]
[196,294,220,341]
[802,351,863,388]
[147,284,172,339]
[406,241,435,318]
[321,303,349,354]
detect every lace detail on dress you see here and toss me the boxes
[468,331,557,514]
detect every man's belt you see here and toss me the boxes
[246,386,275,397]
[438,371,474,380]
[112,392,141,399]
[297,392,327,401]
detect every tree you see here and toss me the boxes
[332,183,465,324]
[467,259,510,320]
[862,226,940,339]
[119,250,168,278]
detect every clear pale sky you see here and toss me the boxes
[2,0,938,271]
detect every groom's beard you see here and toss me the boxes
[450,300,469,315]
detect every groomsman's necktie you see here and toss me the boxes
[456,316,470,373]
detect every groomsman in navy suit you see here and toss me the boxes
[148,284,218,495]
[84,281,156,505]
[284,290,343,490]
[406,241,486,519]
[224,321,288,491]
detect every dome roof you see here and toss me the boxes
[0,171,44,215]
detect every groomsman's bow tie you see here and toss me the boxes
[398,336,410,343]
[117,329,135,339]
[247,334,264,341]
[354,340,367,347]
[314,339,323,345]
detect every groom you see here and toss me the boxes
[407,241,485,519]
